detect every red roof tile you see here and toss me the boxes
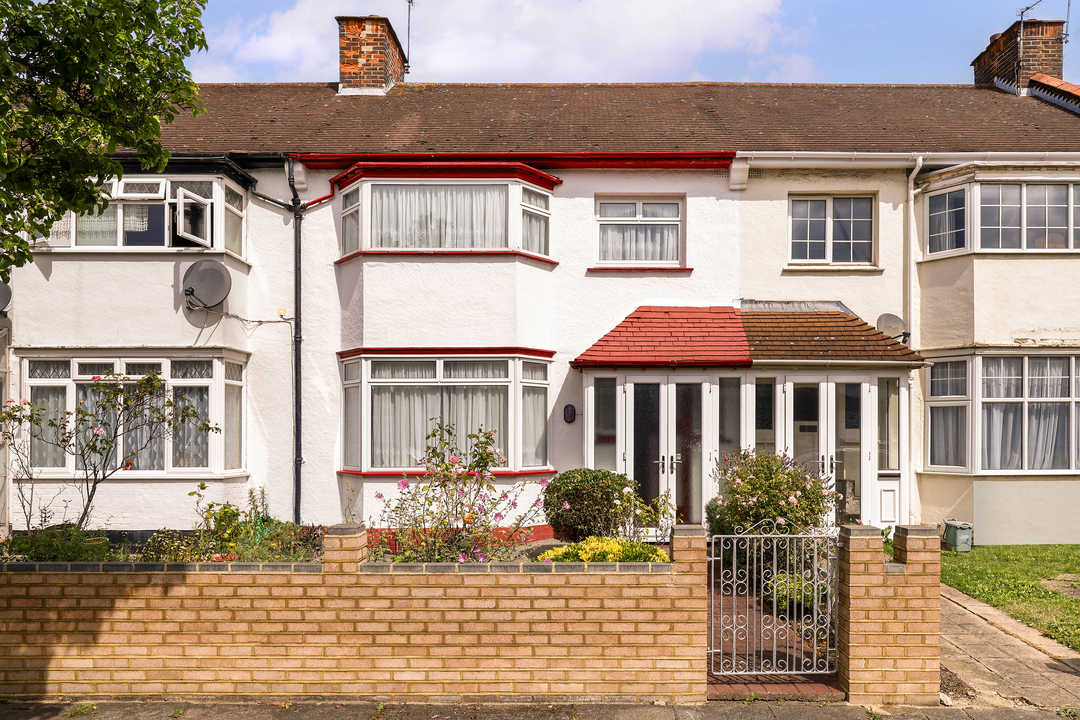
[742,312,923,363]
[571,306,751,368]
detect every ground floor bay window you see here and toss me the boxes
[341,353,551,473]
[583,371,910,528]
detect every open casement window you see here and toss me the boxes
[597,199,682,265]
[177,188,211,247]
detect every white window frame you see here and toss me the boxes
[340,185,361,255]
[45,175,246,256]
[347,354,552,472]
[924,358,972,472]
[788,194,877,266]
[21,355,245,478]
[594,196,684,267]
[341,179,553,258]
[925,186,969,257]
[976,182,1080,253]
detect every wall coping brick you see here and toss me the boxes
[895,526,937,537]
[325,524,366,536]
[0,560,674,574]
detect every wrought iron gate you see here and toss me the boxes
[708,521,838,675]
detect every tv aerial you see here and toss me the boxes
[182,260,232,310]
[876,313,909,344]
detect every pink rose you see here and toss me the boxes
[449,455,459,464]
[93,427,105,436]
[4,398,12,404]
[398,478,409,490]
[777,518,786,526]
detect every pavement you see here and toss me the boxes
[0,584,1077,719]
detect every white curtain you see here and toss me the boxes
[1028,403,1069,469]
[599,224,678,261]
[123,387,165,471]
[1028,357,1069,398]
[371,361,436,379]
[982,357,1022,398]
[30,386,67,468]
[522,210,548,254]
[76,384,117,471]
[343,386,361,468]
[930,406,965,467]
[443,386,508,461]
[371,386,440,468]
[371,184,508,248]
[521,386,547,467]
[173,386,210,468]
[224,384,242,470]
[444,361,507,379]
[75,205,117,246]
[981,403,1022,470]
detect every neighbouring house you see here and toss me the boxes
[6,15,1080,544]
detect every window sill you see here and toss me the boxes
[586,266,692,273]
[29,470,238,481]
[339,468,555,477]
[783,264,883,274]
[33,247,252,268]
[335,249,558,267]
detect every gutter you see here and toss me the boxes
[290,151,736,171]
[735,150,1080,168]
[906,155,925,525]
[287,158,305,526]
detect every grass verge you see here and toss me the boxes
[941,544,1080,653]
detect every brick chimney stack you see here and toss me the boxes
[972,19,1065,90]
[336,16,407,94]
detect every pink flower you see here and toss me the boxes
[779,499,786,506]
[539,478,550,488]
[795,491,801,497]
[493,513,504,523]
[535,497,543,507]
[4,398,12,404]
[458,553,467,563]
[777,518,786,525]
[20,399,28,405]
[374,492,384,500]
[562,501,570,510]
[837,493,844,501]
[398,478,409,490]
[92,427,105,436]
[92,375,101,381]
[449,455,459,464]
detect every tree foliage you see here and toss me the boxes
[0,0,207,280]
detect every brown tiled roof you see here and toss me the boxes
[571,306,751,368]
[742,312,922,363]
[162,82,1080,155]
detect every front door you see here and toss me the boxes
[784,376,872,525]
[626,376,705,523]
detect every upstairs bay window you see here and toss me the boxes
[927,190,966,254]
[340,180,553,257]
[341,356,550,472]
[42,177,246,256]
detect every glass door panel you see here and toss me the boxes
[632,383,662,505]
[674,383,702,523]
[792,383,821,470]
[834,383,862,524]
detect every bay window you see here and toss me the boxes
[927,189,966,254]
[23,356,244,475]
[926,360,968,469]
[42,176,246,256]
[340,180,553,257]
[341,355,550,471]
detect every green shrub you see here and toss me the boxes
[705,496,732,537]
[710,450,840,533]
[537,536,668,563]
[766,571,826,612]
[542,469,634,542]
[0,525,124,562]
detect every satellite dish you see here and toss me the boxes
[0,282,11,312]
[182,260,231,309]
[876,313,907,340]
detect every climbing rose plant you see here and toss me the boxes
[368,423,544,563]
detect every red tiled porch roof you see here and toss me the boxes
[570,306,751,368]
[572,306,922,368]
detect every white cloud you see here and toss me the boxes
[191,0,797,84]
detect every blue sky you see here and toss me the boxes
[189,0,1080,85]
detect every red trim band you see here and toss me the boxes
[587,266,693,273]
[293,151,736,171]
[570,359,753,369]
[339,346,557,360]
[338,469,555,477]
[333,162,562,192]
[335,249,559,266]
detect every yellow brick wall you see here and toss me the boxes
[838,525,941,706]
[0,527,709,703]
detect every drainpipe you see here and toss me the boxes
[287,158,304,525]
[906,154,925,525]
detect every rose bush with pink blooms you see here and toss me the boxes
[706,449,841,536]
[367,423,544,563]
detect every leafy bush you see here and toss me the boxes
[766,571,826,612]
[137,486,325,563]
[541,469,675,543]
[368,424,542,563]
[710,450,841,533]
[0,525,125,562]
[537,536,668,563]
[705,495,731,537]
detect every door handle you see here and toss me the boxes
[819,455,825,475]
[654,456,666,474]
[830,455,835,475]
[670,454,682,474]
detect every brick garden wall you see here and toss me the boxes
[0,526,708,703]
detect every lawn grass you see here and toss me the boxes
[941,544,1080,653]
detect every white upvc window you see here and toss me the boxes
[22,356,245,476]
[42,176,247,257]
[925,359,970,470]
[789,195,875,264]
[342,355,551,472]
[596,197,683,265]
[927,188,967,255]
[339,179,553,257]
[978,183,1080,251]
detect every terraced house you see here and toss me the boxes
[6,15,1080,544]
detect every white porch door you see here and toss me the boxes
[626,376,706,524]
[783,376,878,526]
